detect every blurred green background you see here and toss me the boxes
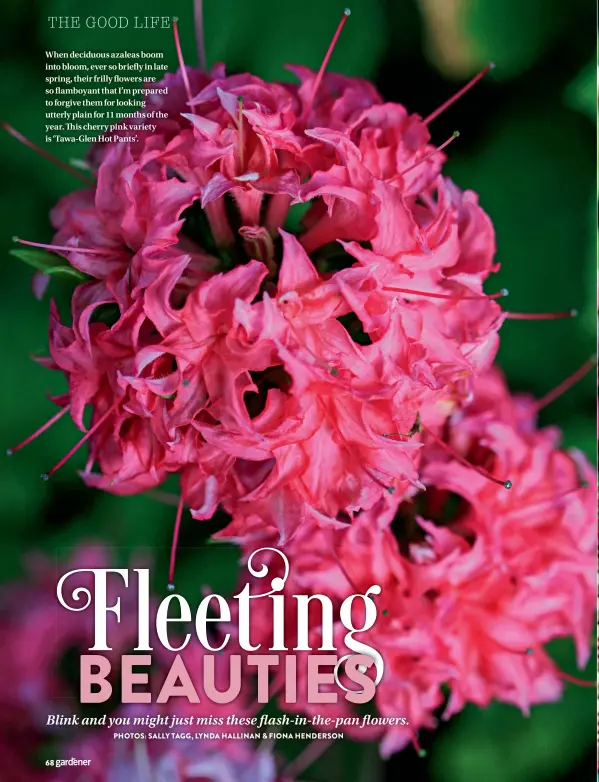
[0,0,596,780]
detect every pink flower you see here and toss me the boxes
[286,65,382,131]
[349,102,443,194]
[14,38,508,522]
[88,65,225,166]
[6,7,594,769]
[126,231,437,523]
[51,142,214,313]
[223,367,595,757]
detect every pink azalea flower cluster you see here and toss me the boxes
[226,367,595,757]
[6,6,596,773]
[24,59,506,548]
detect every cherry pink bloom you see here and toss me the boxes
[348,102,443,195]
[128,72,308,248]
[204,229,498,521]
[88,66,226,166]
[129,231,432,523]
[14,45,508,515]
[44,296,170,494]
[84,64,447,260]
[63,187,501,522]
[333,176,503,393]
[286,65,383,131]
[223,368,595,758]
[51,142,215,313]
[46,294,210,496]
[89,65,386,238]
[14,24,512,603]
[291,92,447,253]
[186,73,306,205]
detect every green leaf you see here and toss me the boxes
[10,248,86,279]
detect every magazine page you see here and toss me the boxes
[0,1,597,780]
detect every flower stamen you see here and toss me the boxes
[302,9,351,123]
[399,131,460,177]
[331,543,361,594]
[237,96,245,172]
[424,63,495,125]
[7,404,71,455]
[41,400,120,480]
[384,285,508,302]
[419,424,512,489]
[283,738,334,777]
[2,122,95,186]
[168,493,186,591]
[363,466,396,494]
[505,309,577,320]
[534,356,596,411]
[523,647,595,687]
[555,670,596,687]
[411,732,426,757]
[172,17,197,115]
[13,236,127,257]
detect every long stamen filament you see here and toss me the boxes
[523,647,595,687]
[411,733,427,758]
[168,493,186,591]
[2,122,96,186]
[41,400,120,480]
[384,285,508,302]
[302,9,351,123]
[400,131,460,177]
[284,738,334,778]
[331,543,361,594]
[13,236,126,257]
[237,96,245,171]
[146,489,181,507]
[420,425,512,489]
[424,63,495,125]
[556,670,596,687]
[172,17,197,115]
[534,356,596,411]
[522,647,595,687]
[506,309,577,321]
[7,405,71,455]
[363,466,396,494]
